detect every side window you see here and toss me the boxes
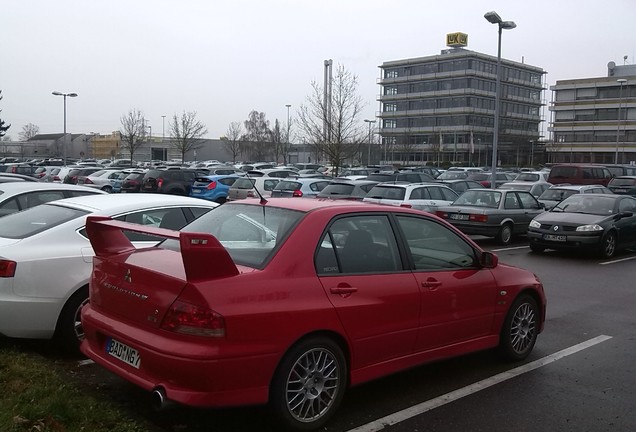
[0,197,19,216]
[440,187,458,201]
[67,190,98,198]
[427,187,443,200]
[517,192,539,209]
[315,215,401,275]
[113,208,185,241]
[582,168,592,179]
[22,191,66,208]
[264,180,278,191]
[504,193,521,209]
[619,198,636,212]
[395,215,476,270]
[190,207,213,219]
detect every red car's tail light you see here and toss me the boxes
[0,260,17,277]
[83,178,94,184]
[435,211,448,218]
[157,178,164,189]
[247,190,255,198]
[207,181,217,190]
[52,175,61,182]
[292,189,303,197]
[400,203,412,208]
[469,214,488,223]
[161,300,225,337]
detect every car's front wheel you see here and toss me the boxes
[499,294,539,361]
[599,231,617,258]
[270,337,347,431]
[496,223,513,245]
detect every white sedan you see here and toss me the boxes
[0,194,218,353]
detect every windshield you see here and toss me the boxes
[553,195,615,215]
[539,188,577,201]
[0,204,88,239]
[163,203,303,268]
[454,190,502,208]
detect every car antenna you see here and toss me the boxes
[245,171,268,205]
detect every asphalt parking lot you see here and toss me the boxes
[4,236,636,432]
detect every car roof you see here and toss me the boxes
[0,182,106,194]
[548,184,603,190]
[47,193,218,213]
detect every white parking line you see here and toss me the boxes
[491,245,529,252]
[600,255,636,265]
[346,335,612,432]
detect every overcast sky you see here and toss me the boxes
[2,0,635,140]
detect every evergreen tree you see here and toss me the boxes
[0,91,11,139]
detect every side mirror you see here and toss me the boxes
[479,251,498,269]
[619,211,634,219]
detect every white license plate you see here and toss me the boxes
[543,234,566,242]
[613,188,628,193]
[106,338,141,369]
[192,189,202,194]
[449,213,469,220]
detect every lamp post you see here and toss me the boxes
[615,78,628,164]
[161,115,166,141]
[484,11,516,188]
[285,104,291,164]
[51,91,78,165]
[364,119,376,166]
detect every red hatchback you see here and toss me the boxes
[81,199,546,430]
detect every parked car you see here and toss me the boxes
[363,182,458,212]
[365,172,436,183]
[63,167,103,184]
[602,164,636,178]
[0,182,106,218]
[435,179,486,194]
[77,169,124,192]
[435,188,545,245]
[270,178,331,198]
[316,179,379,200]
[547,164,612,187]
[80,198,546,430]
[537,184,613,210]
[514,171,550,182]
[498,181,553,198]
[466,172,515,188]
[0,173,39,183]
[527,194,636,258]
[607,176,636,196]
[0,194,218,353]
[0,163,38,176]
[141,168,203,195]
[437,170,469,180]
[338,167,378,180]
[120,171,147,193]
[226,176,281,201]
[246,168,299,179]
[189,174,239,204]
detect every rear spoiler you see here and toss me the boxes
[85,216,239,282]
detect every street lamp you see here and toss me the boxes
[484,11,516,188]
[52,91,78,165]
[615,78,628,164]
[285,104,291,164]
[161,115,166,141]
[364,119,376,166]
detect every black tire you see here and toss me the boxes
[599,231,617,258]
[499,294,539,361]
[215,197,227,205]
[496,223,513,245]
[270,337,347,431]
[529,243,545,253]
[54,286,89,355]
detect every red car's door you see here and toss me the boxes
[393,215,498,352]
[315,214,420,370]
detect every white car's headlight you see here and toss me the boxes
[576,224,604,232]
[529,219,541,229]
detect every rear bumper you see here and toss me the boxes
[447,221,501,238]
[81,306,278,408]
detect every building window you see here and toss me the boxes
[384,119,397,129]
[384,103,397,112]
[384,87,398,95]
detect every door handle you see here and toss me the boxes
[330,286,358,297]
[421,280,442,289]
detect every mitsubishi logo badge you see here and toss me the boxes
[553,225,559,231]
[124,269,132,283]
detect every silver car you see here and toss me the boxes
[435,188,545,245]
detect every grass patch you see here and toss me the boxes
[0,343,151,432]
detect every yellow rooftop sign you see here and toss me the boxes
[446,32,468,48]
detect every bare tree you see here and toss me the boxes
[170,111,208,162]
[18,123,40,141]
[297,64,366,176]
[270,119,284,164]
[221,122,243,163]
[0,91,10,139]
[120,109,147,164]
[242,110,271,162]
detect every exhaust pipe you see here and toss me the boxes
[151,387,174,411]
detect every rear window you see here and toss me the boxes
[367,185,406,200]
[320,184,355,196]
[0,204,88,239]
[609,178,636,186]
[275,181,302,191]
[233,178,256,189]
[549,166,578,178]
